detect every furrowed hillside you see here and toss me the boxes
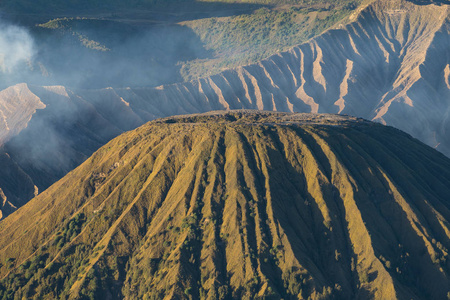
[0,111,450,299]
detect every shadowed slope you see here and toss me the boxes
[0,111,450,299]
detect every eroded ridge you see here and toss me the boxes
[0,112,449,299]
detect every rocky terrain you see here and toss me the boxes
[0,111,450,299]
[0,0,448,218]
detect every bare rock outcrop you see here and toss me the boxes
[0,83,45,144]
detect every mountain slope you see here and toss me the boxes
[0,111,450,299]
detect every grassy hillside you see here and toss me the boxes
[0,111,450,299]
[2,0,365,88]
[181,1,361,80]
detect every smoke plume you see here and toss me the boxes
[0,20,34,73]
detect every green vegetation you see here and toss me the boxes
[37,18,109,51]
[181,1,361,80]
[37,18,117,52]
[0,213,90,299]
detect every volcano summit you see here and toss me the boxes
[0,112,449,299]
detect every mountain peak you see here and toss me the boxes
[0,111,449,299]
[156,110,367,126]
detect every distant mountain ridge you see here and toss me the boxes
[0,0,448,218]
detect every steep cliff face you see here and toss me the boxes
[1,112,450,300]
[0,84,45,145]
[0,0,448,218]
